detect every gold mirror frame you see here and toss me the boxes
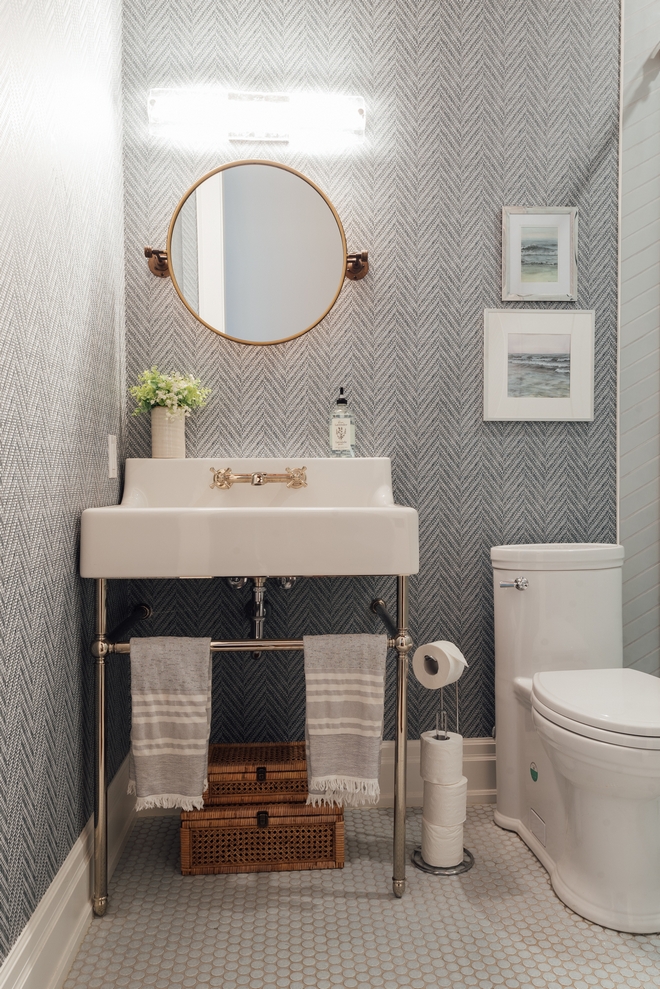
[166,160,348,347]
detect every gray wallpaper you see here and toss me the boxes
[0,0,125,963]
[122,1,620,744]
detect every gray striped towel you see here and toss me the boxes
[304,634,388,808]
[127,636,212,811]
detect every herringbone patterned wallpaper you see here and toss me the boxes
[0,0,125,962]
[122,2,620,744]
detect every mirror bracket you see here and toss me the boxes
[147,244,367,285]
[144,247,170,278]
[345,251,369,280]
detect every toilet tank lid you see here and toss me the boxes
[490,543,624,570]
[532,669,660,736]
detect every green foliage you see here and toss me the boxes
[130,366,211,417]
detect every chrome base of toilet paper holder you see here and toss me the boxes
[411,847,474,876]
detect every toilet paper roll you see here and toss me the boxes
[420,730,463,784]
[412,641,468,690]
[421,819,464,868]
[423,776,468,827]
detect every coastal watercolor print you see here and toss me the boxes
[502,207,577,301]
[520,226,558,283]
[484,309,593,420]
[507,332,570,398]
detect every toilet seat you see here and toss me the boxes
[532,696,660,749]
[532,668,660,750]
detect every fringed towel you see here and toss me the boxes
[128,636,212,811]
[304,633,388,808]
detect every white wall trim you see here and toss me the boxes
[107,757,137,878]
[616,0,625,544]
[619,0,660,676]
[138,738,497,819]
[378,737,496,808]
[0,756,135,989]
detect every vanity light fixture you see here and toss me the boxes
[147,88,366,151]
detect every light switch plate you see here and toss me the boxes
[108,434,117,479]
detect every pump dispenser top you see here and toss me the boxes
[329,387,356,457]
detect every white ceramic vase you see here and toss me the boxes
[151,406,186,458]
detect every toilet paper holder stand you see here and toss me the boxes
[371,598,474,878]
[414,690,474,877]
[434,685,460,738]
[413,704,475,877]
[411,846,475,877]
[435,709,449,740]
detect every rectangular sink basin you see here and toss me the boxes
[80,458,419,578]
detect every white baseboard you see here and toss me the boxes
[138,738,498,815]
[107,758,137,877]
[138,737,497,818]
[378,737,496,808]
[0,756,135,989]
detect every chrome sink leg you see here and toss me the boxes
[393,575,412,898]
[92,578,108,916]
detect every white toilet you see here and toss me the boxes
[492,542,660,934]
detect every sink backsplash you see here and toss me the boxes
[121,458,395,509]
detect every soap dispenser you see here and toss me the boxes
[329,387,356,458]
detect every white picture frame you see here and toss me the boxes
[502,206,578,301]
[483,309,594,421]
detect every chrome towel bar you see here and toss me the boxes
[107,637,397,654]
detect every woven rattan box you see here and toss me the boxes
[203,741,307,805]
[180,802,344,875]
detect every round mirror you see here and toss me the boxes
[167,161,347,345]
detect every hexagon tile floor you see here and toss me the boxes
[63,806,660,989]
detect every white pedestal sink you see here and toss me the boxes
[80,458,419,578]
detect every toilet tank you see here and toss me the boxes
[492,543,624,681]
[492,543,624,834]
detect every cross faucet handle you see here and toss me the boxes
[209,467,233,489]
[284,467,307,489]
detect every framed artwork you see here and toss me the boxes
[483,309,594,421]
[502,206,578,301]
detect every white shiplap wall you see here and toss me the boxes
[620,0,660,676]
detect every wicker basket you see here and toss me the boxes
[204,742,308,805]
[180,802,344,875]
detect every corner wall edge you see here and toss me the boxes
[0,756,135,989]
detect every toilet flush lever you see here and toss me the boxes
[499,576,529,590]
